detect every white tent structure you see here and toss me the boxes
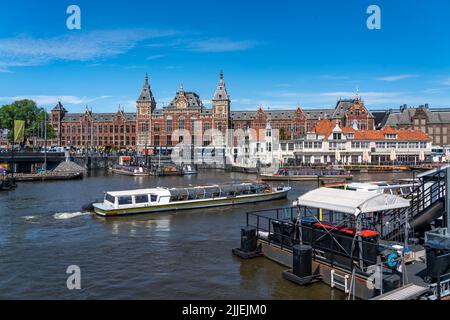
[296,188,410,217]
[390,149,397,162]
[362,149,371,163]
[335,150,341,163]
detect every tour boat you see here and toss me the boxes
[110,165,148,176]
[260,167,353,182]
[93,182,291,217]
[150,164,184,176]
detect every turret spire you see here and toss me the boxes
[213,70,229,101]
[137,72,156,104]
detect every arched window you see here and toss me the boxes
[166,116,173,132]
[178,116,185,130]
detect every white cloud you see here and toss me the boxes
[0,95,112,106]
[187,38,258,52]
[375,74,418,81]
[146,54,166,60]
[442,78,450,86]
[0,29,176,71]
[0,30,258,71]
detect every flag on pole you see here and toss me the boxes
[14,120,25,143]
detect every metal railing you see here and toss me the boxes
[246,209,383,273]
[383,170,446,241]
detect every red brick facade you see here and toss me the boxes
[50,73,375,150]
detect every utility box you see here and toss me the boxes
[425,228,450,280]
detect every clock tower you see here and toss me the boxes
[212,71,231,133]
[136,73,156,151]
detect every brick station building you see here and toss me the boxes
[50,72,377,151]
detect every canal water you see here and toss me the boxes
[0,170,413,299]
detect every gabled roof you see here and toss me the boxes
[332,98,375,120]
[385,106,450,127]
[310,119,432,141]
[166,91,204,109]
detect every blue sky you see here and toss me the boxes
[0,0,449,112]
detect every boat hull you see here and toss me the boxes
[94,189,289,217]
[110,167,148,177]
[260,174,352,181]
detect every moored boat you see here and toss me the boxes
[182,164,198,175]
[260,167,353,181]
[110,165,148,176]
[333,164,409,173]
[93,182,291,217]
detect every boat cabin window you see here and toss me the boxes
[135,195,149,204]
[118,196,133,205]
[150,194,158,202]
[105,193,116,204]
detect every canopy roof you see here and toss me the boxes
[296,188,410,217]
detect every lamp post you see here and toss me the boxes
[44,108,47,172]
[144,119,149,169]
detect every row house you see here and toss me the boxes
[277,119,432,165]
[385,104,450,147]
[51,102,136,149]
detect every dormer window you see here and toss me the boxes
[385,134,397,139]
[333,133,342,140]
[346,133,354,139]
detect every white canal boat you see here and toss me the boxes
[93,182,291,217]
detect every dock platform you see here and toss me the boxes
[371,283,429,300]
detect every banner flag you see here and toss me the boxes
[13,120,25,143]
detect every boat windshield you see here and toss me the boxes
[105,193,116,204]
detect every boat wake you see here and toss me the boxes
[23,215,36,220]
[54,212,92,220]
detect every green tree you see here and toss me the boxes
[0,99,55,143]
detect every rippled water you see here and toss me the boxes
[0,170,413,299]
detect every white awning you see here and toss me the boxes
[296,188,410,217]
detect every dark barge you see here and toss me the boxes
[233,166,450,300]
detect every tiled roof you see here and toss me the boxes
[385,106,450,127]
[62,112,136,122]
[166,92,203,109]
[354,129,431,141]
[331,99,375,120]
[312,119,337,136]
[231,109,334,121]
[311,119,431,141]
